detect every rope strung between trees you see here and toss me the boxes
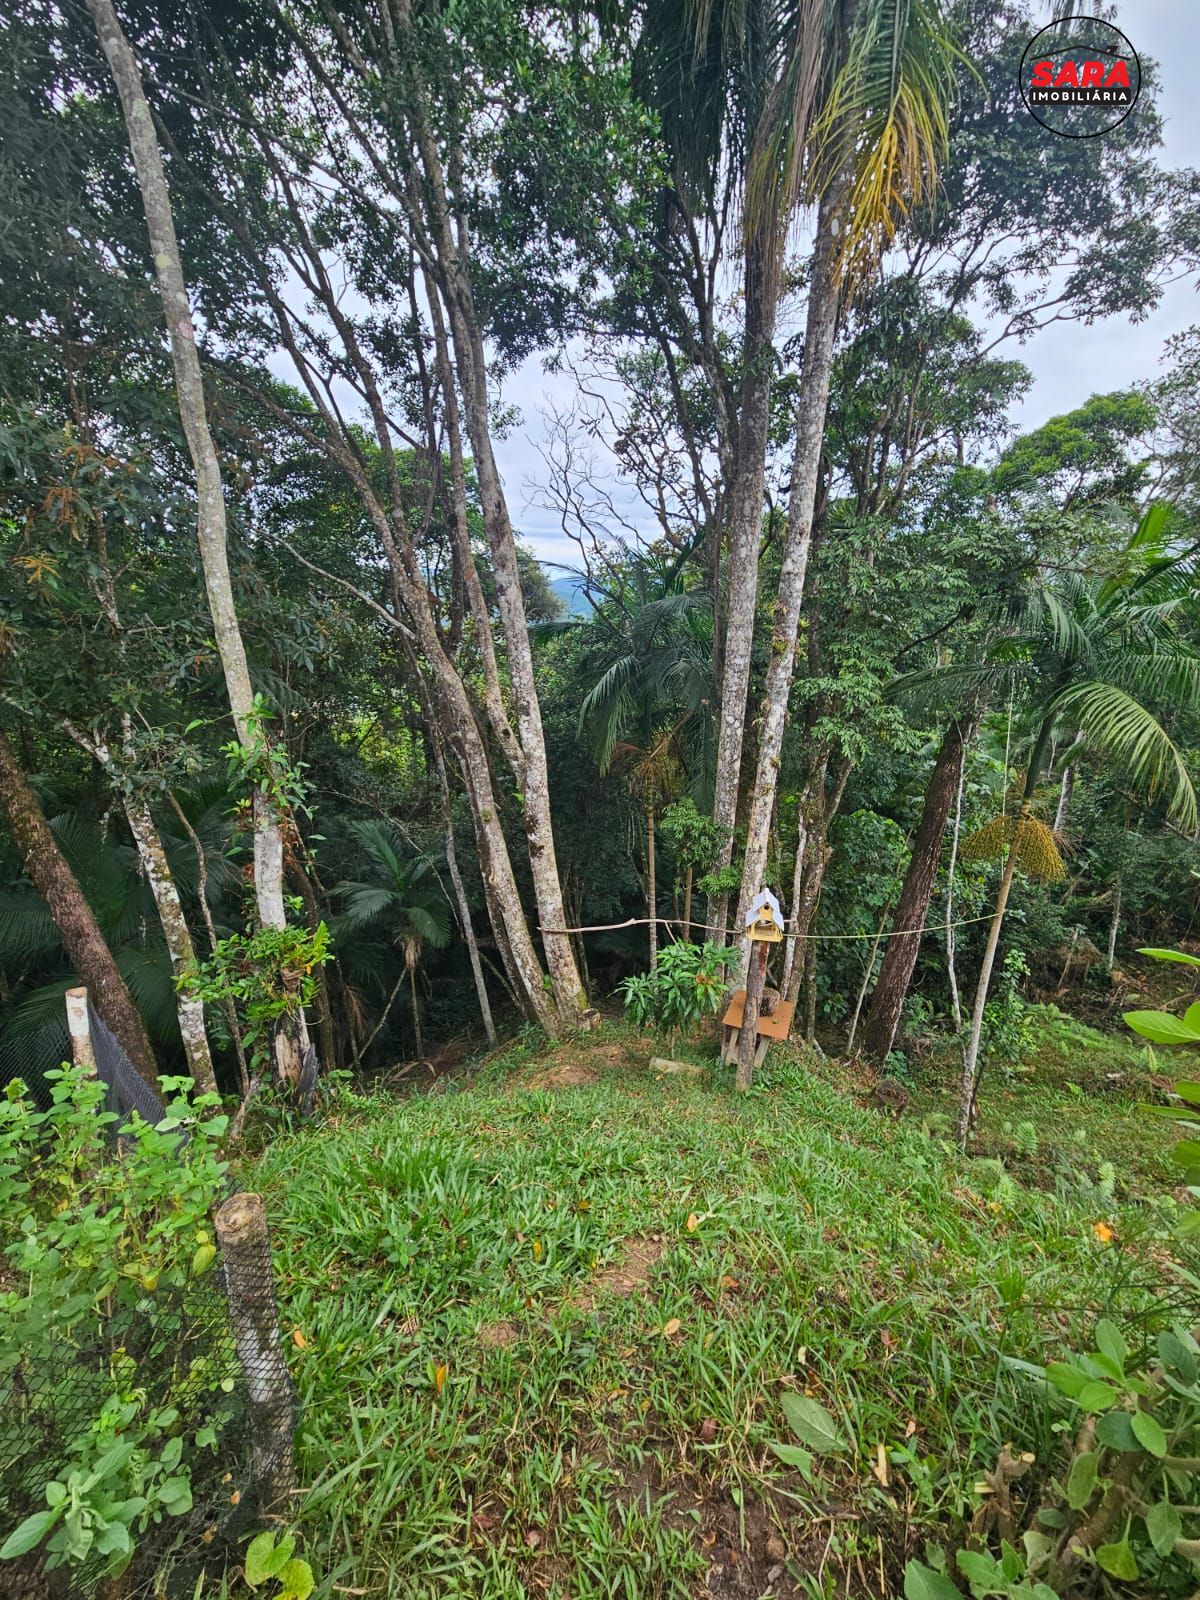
[537,911,1000,943]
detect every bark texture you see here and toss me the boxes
[860,714,977,1063]
[708,238,779,941]
[734,177,848,954]
[0,730,159,1087]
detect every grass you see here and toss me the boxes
[235,1016,1188,1599]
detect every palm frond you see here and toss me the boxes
[1050,679,1198,830]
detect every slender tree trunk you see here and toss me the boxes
[846,892,896,1057]
[124,797,216,1093]
[1054,764,1074,834]
[736,940,768,1091]
[682,864,693,945]
[0,730,158,1088]
[395,40,584,1025]
[429,726,496,1046]
[1106,876,1122,972]
[169,792,250,1095]
[945,753,967,1034]
[647,796,658,969]
[861,714,977,1063]
[781,811,809,1001]
[734,178,849,953]
[287,857,338,1073]
[958,718,1054,1145]
[85,0,311,1092]
[409,959,423,1059]
[708,239,780,942]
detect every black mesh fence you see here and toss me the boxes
[0,1014,295,1598]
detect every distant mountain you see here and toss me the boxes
[548,573,593,618]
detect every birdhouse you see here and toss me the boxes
[745,888,784,943]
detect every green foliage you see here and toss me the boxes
[181,922,331,1077]
[617,941,734,1034]
[244,1529,315,1600]
[0,1067,231,1576]
[980,950,1033,1069]
[1122,946,1200,1237]
[659,797,720,876]
[220,695,312,820]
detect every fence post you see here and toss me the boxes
[65,986,97,1076]
[214,1192,294,1513]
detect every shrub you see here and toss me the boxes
[0,1066,233,1580]
[618,941,737,1035]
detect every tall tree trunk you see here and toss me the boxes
[861,714,977,1063]
[682,864,693,945]
[395,32,584,1026]
[708,238,780,943]
[945,752,967,1034]
[734,178,849,955]
[647,796,658,969]
[0,730,158,1088]
[958,719,1054,1145]
[85,0,310,1093]
[735,939,768,1091]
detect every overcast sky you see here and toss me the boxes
[499,1,1200,566]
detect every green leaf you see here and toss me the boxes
[1095,1411,1139,1452]
[957,1547,1001,1589]
[1130,1411,1167,1457]
[245,1531,277,1587]
[1066,1450,1100,1511]
[1094,1319,1127,1370]
[1174,1080,1200,1106]
[903,1561,962,1600]
[1076,1380,1117,1412]
[157,1477,192,1516]
[1146,1501,1182,1557]
[779,1393,847,1453]
[1158,1330,1199,1383]
[278,1558,315,1600]
[1123,1009,1200,1045]
[1172,1139,1200,1168]
[1045,1361,1086,1397]
[1138,947,1200,966]
[0,1508,61,1559]
[765,1440,813,1477]
[1096,1538,1138,1580]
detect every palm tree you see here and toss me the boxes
[634,0,961,943]
[930,509,1200,1143]
[579,566,712,965]
[335,821,451,1062]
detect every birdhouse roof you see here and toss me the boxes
[745,889,783,928]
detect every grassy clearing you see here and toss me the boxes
[242,1019,1185,1599]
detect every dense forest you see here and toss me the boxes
[3,1,1200,1596]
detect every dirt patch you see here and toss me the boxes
[577,1235,665,1312]
[522,1060,600,1090]
[477,1319,520,1349]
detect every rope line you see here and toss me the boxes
[538,911,997,943]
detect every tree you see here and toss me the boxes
[580,572,712,964]
[0,730,159,1087]
[336,822,452,1063]
[859,711,978,1062]
[951,507,1200,1142]
[84,0,312,1095]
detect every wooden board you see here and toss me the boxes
[720,989,795,1041]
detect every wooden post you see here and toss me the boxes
[65,986,97,1076]
[214,1192,294,1512]
[735,942,768,1092]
